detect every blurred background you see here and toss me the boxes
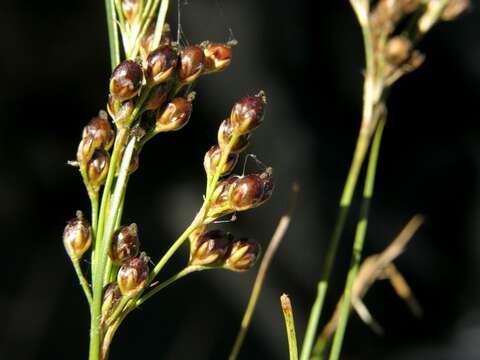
[1,0,480,359]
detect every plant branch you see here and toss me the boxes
[105,0,121,69]
[300,3,379,358]
[328,117,386,360]
[72,259,93,307]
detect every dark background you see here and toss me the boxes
[1,0,480,359]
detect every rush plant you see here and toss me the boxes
[63,1,273,359]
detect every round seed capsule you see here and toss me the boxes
[109,60,143,102]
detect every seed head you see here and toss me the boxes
[217,118,250,153]
[109,224,140,265]
[117,253,149,298]
[225,238,261,272]
[230,92,266,135]
[63,211,92,260]
[385,36,411,66]
[178,46,205,84]
[228,169,274,211]
[204,145,238,177]
[203,43,232,73]
[77,135,95,166]
[155,97,193,132]
[83,112,115,151]
[122,0,140,25]
[145,45,178,85]
[87,149,110,190]
[109,60,143,102]
[144,82,171,111]
[190,229,233,267]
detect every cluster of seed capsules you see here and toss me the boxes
[190,91,273,271]
[64,22,274,315]
[368,0,470,86]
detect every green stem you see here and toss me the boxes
[129,0,166,58]
[281,294,299,360]
[151,0,170,49]
[91,192,100,278]
[106,296,130,327]
[300,131,370,360]
[105,0,120,69]
[89,129,131,360]
[72,259,93,308]
[328,118,385,360]
[301,5,378,358]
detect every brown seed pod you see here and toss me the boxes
[190,229,233,267]
[83,112,115,150]
[109,60,143,102]
[87,149,110,190]
[230,92,267,135]
[63,211,92,260]
[228,169,274,211]
[385,36,411,66]
[217,118,250,153]
[155,97,193,132]
[121,0,140,25]
[108,224,140,265]
[117,253,149,298]
[203,43,232,73]
[76,135,95,166]
[178,46,204,84]
[225,238,261,272]
[144,82,171,111]
[145,45,178,85]
[204,145,238,177]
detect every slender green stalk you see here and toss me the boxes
[106,296,130,327]
[89,131,133,360]
[151,0,170,49]
[105,0,120,69]
[300,132,370,360]
[91,193,100,277]
[72,259,93,307]
[281,294,299,360]
[129,0,165,58]
[301,3,378,358]
[229,183,299,360]
[328,118,385,360]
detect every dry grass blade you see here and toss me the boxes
[317,214,425,347]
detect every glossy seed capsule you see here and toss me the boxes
[109,60,143,102]
[203,43,232,73]
[117,253,149,298]
[228,169,274,211]
[63,211,92,260]
[145,45,178,85]
[155,97,193,132]
[108,224,140,265]
[230,92,267,135]
[204,145,238,177]
[190,229,233,267]
[178,46,204,84]
[87,149,110,190]
[225,238,261,272]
